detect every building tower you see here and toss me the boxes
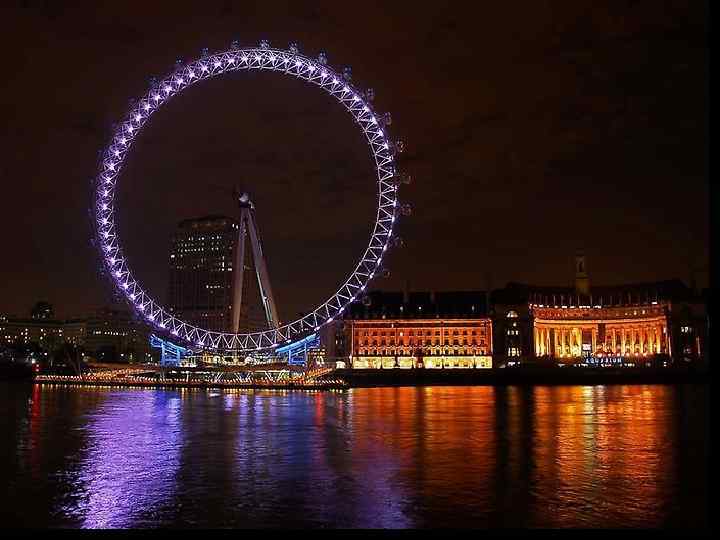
[167,216,239,332]
[574,250,590,296]
[166,193,279,343]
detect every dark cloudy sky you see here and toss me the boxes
[0,0,708,320]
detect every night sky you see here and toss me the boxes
[0,1,708,321]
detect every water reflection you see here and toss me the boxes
[73,390,182,528]
[0,383,708,528]
[531,386,675,527]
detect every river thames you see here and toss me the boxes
[0,382,708,529]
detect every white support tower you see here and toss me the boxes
[231,191,280,333]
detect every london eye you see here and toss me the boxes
[93,40,411,353]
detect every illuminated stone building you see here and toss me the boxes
[531,301,671,360]
[0,316,64,350]
[490,285,535,363]
[1,302,67,351]
[62,318,87,346]
[343,290,493,369]
[84,308,153,363]
[0,302,87,354]
[168,215,267,333]
[495,253,707,366]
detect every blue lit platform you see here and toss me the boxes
[275,333,319,366]
[150,332,320,368]
[150,334,193,366]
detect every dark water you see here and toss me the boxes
[0,382,709,529]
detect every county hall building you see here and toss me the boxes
[491,253,707,367]
[343,290,493,369]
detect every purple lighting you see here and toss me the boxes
[92,43,408,353]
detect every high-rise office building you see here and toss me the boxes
[167,215,267,333]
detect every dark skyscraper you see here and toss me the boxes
[167,215,267,333]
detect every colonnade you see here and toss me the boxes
[535,321,668,358]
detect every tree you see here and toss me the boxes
[54,343,85,376]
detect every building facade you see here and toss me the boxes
[343,291,493,369]
[167,215,267,333]
[490,284,535,364]
[1,302,70,352]
[531,303,671,363]
[341,255,707,370]
[0,317,65,351]
[84,308,153,363]
[493,254,707,367]
[0,303,152,363]
[168,215,238,332]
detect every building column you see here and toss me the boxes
[592,328,597,354]
[538,328,543,356]
[546,330,551,357]
[573,328,579,356]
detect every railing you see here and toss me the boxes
[34,371,348,389]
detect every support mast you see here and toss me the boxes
[231,192,280,333]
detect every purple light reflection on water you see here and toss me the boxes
[1,384,708,528]
[71,391,182,528]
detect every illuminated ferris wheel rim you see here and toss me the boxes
[93,42,407,352]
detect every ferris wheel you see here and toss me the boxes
[93,40,412,352]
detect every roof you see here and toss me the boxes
[345,290,490,319]
[177,215,238,229]
[495,279,698,306]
